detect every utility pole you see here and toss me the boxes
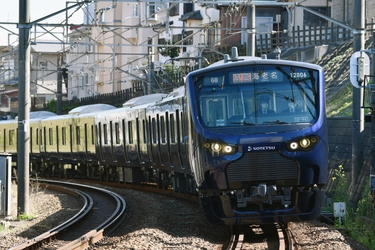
[351,0,365,203]
[18,0,31,215]
[57,54,63,115]
[372,31,375,196]
[246,4,255,56]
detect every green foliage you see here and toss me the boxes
[45,99,78,114]
[331,165,349,203]
[17,214,34,220]
[331,165,375,249]
[159,40,180,59]
[45,99,57,113]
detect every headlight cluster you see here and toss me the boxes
[203,140,237,156]
[286,136,320,152]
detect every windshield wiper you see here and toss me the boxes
[263,120,290,124]
[230,121,255,126]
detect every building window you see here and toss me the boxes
[303,7,330,26]
[133,4,139,16]
[148,2,156,19]
[169,3,179,16]
[183,3,193,14]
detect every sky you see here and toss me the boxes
[0,0,84,46]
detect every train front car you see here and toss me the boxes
[186,53,328,225]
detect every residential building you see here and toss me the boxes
[66,1,220,99]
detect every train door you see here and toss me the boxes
[150,114,163,167]
[178,109,189,171]
[97,123,105,163]
[86,123,97,163]
[168,111,182,169]
[146,116,155,165]
[135,117,143,164]
[110,121,117,163]
[159,113,171,168]
[1,128,5,152]
[84,123,88,161]
[121,119,130,164]
[43,127,48,160]
[126,117,139,165]
[56,125,60,160]
[165,112,174,167]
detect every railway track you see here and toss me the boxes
[10,180,127,250]
[225,223,295,250]
[7,178,300,249]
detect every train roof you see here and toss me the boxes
[14,111,57,120]
[69,103,116,115]
[155,86,185,103]
[123,93,167,108]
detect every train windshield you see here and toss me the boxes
[193,64,319,128]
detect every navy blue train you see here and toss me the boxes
[0,48,328,225]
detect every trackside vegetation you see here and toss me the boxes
[331,165,375,249]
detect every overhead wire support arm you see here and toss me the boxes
[30,1,91,25]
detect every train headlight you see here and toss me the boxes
[211,143,222,153]
[286,136,320,152]
[203,140,237,156]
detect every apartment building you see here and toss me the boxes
[66,1,220,99]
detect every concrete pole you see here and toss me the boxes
[371,25,375,178]
[246,4,255,56]
[18,0,31,215]
[351,0,365,203]
[57,55,62,115]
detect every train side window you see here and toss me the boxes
[76,126,81,145]
[170,113,175,144]
[152,117,156,144]
[84,124,88,147]
[98,123,102,146]
[39,129,42,146]
[30,128,33,147]
[121,120,126,146]
[136,118,142,144]
[115,122,120,144]
[9,130,15,145]
[156,114,161,144]
[91,125,95,145]
[110,121,114,145]
[103,124,108,144]
[43,127,47,148]
[142,119,147,143]
[36,128,39,145]
[165,112,170,144]
[49,128,53,145]
[56,126,59,146]
[160,115,165,144]
[128,121,133,144]
[62,127,67,145]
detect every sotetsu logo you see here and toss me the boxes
[247,145,276,151]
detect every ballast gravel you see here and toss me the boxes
[0,182,368,250]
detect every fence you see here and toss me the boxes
[35,20,375,114]
[256,20,375,55]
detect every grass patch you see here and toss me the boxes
[330,165,375,249]
[17,214,35,221]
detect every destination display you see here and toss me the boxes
[231,70,283,84]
